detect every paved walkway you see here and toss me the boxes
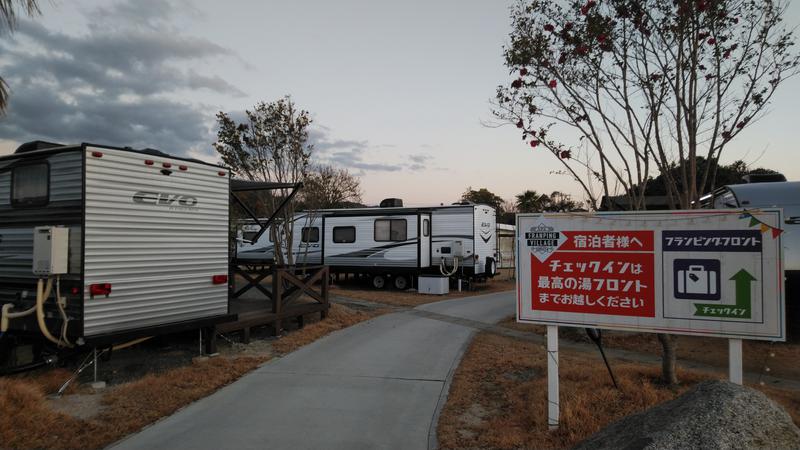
[112,291,515,450]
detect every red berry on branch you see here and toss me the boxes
[560,150,572,159]
[721,131,731,140]
[548,79,557,88]
[544,24,555,32]
[520,68,528,76]
[511,79,522,89]
[516,119,524,128]
[530,140,540,148]
[736,122,745,129]
[707,38,716,45]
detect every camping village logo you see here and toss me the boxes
[525,223,566,262]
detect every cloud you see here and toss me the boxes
[308,126,414,173]
[409,153,432,170]
[0,0,242,154]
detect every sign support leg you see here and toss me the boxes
[547,325,559,430]
[729,338,743,385]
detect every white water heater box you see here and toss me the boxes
[418,275,449,295]
[33,226,69,276]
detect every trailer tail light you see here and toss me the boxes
[218,171,227,176]
[144,159,154,165]
[89,283,112,297]
[91,151,103,158]
[179,165,188,171]
[162,162,172,168]
[212,275,228,285]
[71,287,80,295]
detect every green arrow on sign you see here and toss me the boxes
[693,269,756,319]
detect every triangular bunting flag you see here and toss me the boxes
[749,217,760,227]
[772,227,784,238]
[760,223,770,233]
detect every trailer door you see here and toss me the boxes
[419,214,431,268]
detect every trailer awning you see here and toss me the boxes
[229,179,303,245]
[230,179,303,192]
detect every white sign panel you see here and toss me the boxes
[516,210,785,341]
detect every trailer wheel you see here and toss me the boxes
[485,257,497,278]
[371,274,386,289]
[393,275,409,290]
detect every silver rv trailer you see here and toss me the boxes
[236,202,497,288]
[701,181,799,332]
[0,142,232,349]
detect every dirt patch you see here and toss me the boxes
[502,318,800,381]
[438,331,800,450]
[0,303,380,449]
[331,272,515,307]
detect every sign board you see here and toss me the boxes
[516,209,785,341]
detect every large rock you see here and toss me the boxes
[574,380,800,450]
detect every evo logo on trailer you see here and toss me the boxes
[132,191,199,211]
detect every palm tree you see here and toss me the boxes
[515,190,551,213]
[1,0,40,115]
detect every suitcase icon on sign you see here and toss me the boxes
[674,259,721,301]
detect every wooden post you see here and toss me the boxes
[547,325,559,430]
[321,266,329,319]
[729,338,743,385]
[272,267,282,336]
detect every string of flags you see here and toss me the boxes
[739,212,784,238]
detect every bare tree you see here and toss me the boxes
[214,96,312,265]
[301,164,363,209]
[1,0,41,114]
[494,0,799,384]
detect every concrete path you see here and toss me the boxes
[111,291,515,450]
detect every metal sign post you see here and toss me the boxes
[729,338,743,385]
[546,325,559,430]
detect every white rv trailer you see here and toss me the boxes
[700,181,799,331]
[236,202,497,289]
[0,142,232,350]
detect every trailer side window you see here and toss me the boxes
[375,219,407,242]
[242,231,258,241]
[423,219,430,237]
[333,226,355,243]
[11,163,49,207]
[301,227,320,243]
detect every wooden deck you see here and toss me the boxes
[216,264,330,342]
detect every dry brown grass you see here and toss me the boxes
[332,277,516,307]
[0,357,262,449]
[438,332,800,450]
[1,303,379,449]
[271,303,384,354]
[503,318,800,381]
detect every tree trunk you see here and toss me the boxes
[657,333,678,385]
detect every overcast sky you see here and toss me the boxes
[1,0,799,206]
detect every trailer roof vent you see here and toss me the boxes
[741,173,786,184]
[379,198,403,208]
[451,200,474,206]
[14,140,65,154]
